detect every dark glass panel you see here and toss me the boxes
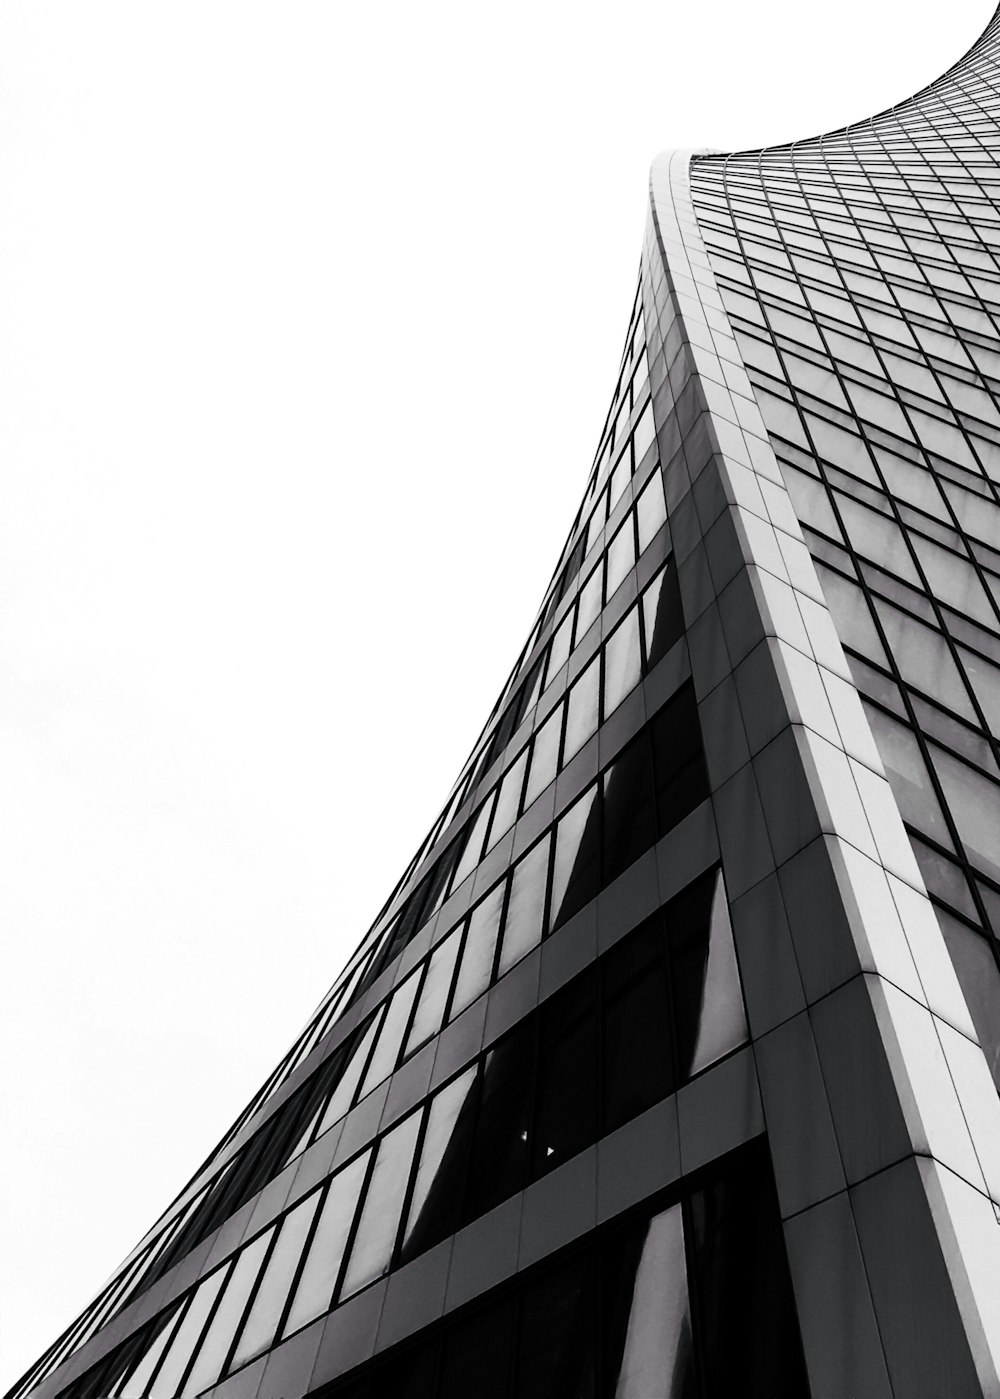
[644,562,686,667]
[602,732,658,883]
[601,914,675,1133]
[940,912,1000,1090]
[369,1341,437,1399]
[687,1154,808,1398]
[326,1380,370,1399]
[601,1205,697,1399]
[650,684,709,837]
[462,1021,534,1222]
[514,1256,598,1399]
[531,971,599,1177]
[549,785,601,932]
[323,1376,369,1399]
[665,872,717,1081]
[399,1068,478,1263]
[437,1298,515,1399]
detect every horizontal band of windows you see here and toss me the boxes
[63,670,706,1346]
[56,867,749,1399]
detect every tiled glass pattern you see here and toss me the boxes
[43,871,751,1399]
[10,253,802,1399]
[26,12,1000,1398]
[319,1142,807,1399]
[689,25,1000,1076]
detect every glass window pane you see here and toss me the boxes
[178,1231,269,1393]
[400,1067,478,1261]
[231,1192,321,1367]
[563,659,601,764]
[370,1343,437,1399]
[438,1298,516,1399]
[549,785,600,931]
[633,402,655,463]
[643,565,685,669]
[340,1112,422,1299]
[180,1229,272,1396]
[961,649,1000,731]
[487,747,529,850]
[148,1265,229,1399]
[687,1157,806,1395]
[873,598,974,718]
[450,882,505,1017]
[498,836,549,976]
[546,611,574,683]
[603,734,657,883]
[357,972,422,1099]
[282,1150,370,1336]
[636,473,667,553]
[575,566,604,642]
[451,795,496,890]
[532,971,598,1176]
[863,704,953,849]
[523,704,563,808]
[939,912,1000,1093]
[603,1205,694,1399]
[117,1308,184,1399]
[602,915,675,1134]
[604,609,642,717]
[515,1255,598,1398]
[686,871,748,1076]
[931,746,1000,883]
[463,1021,534,1221]
[316,1016,381,1136]
[650,684,709,836]
[609,450,632,511]
[667,872,738,1082]
[606,519,636,598]
[813,563,888,665]
[404,929,462,1057]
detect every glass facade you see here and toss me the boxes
[14,10,1000,1399]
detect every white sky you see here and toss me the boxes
[0,0,992,1386]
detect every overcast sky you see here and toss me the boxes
[0,0,992,1386]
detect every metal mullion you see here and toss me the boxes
[489,867,515,986]
[171,1256,237,1399]
[394,955,432,1073]
[679,1191,711,1399]
[328,1134,390,1311]
[219,1209,286,1380]
[273,1178,333,1345]
[135,1294,193,1398]
[389,1097,434,1274]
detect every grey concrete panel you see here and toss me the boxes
[518,1148,597,1271]
[597,1097,681,1224]
[445,1196,522,1312]
[783,1193,893,1399]
[851,1159,983,1399]
[308,1280,388,1393]
[375,1240,453,1352]
[259,1317,325,1399]
[754,1013,846,1217]
[676,1047,763,1175]
[729,872,806,1037]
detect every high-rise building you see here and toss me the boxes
[12,9,1000,1399]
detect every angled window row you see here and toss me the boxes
[491,443,663,778]
[58,867,748,1399]
[43,678,707,1366]
[136,474,674,1245]
[322,1143,806,1399]
[353,556,683,997]
[12,319,671,1399]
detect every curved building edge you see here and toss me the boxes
[11,6,1000,1398]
